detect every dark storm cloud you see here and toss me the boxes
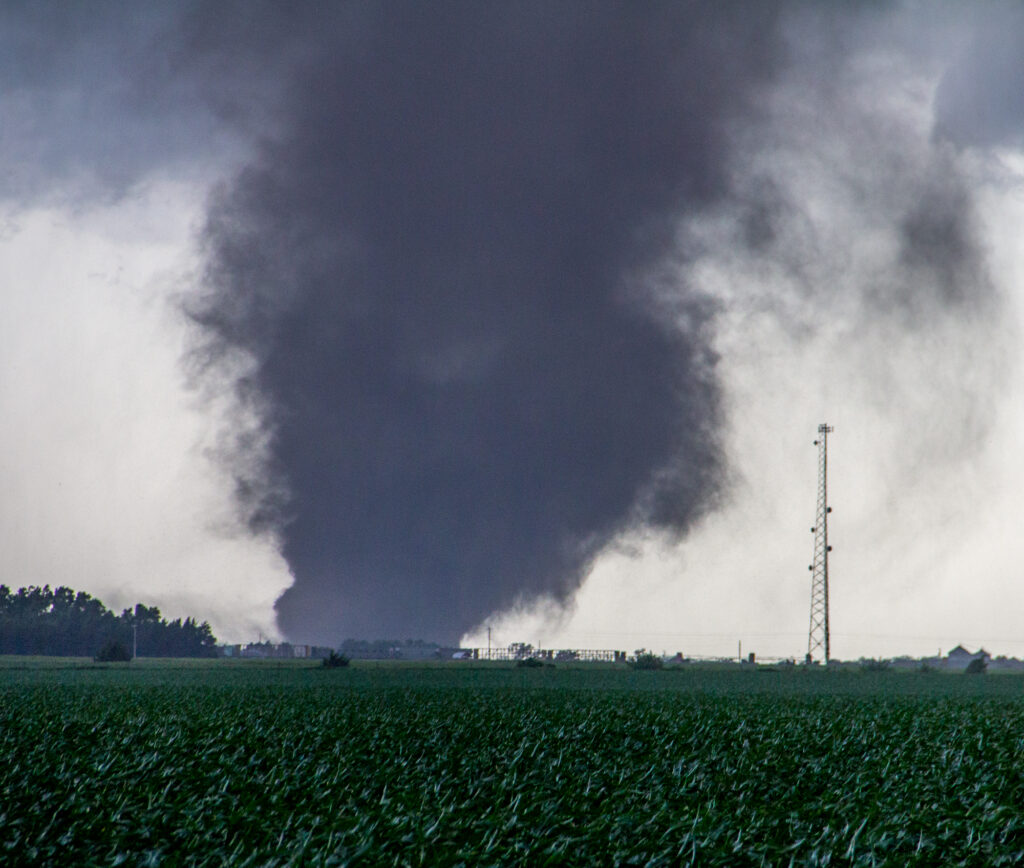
[0,2,224,200]
[898,169,982,308]
[0,0,295,201]
[707,1,1008,330]
[190,2,788,643]
[934,5,1024,150]
[0,3,165,197]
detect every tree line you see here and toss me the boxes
[0,585,218,658]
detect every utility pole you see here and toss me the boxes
[487,626,492,661]
[807,424,834,664]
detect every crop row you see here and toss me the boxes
[3,681,1024,865]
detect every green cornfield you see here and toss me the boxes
[3,660,1024,865]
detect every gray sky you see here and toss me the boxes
[3,2,1024,656]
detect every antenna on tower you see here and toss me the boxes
[806,423,833,664]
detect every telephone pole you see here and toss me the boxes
[806,424,833,663]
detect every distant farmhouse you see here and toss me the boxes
[944,645,991,671]
[875,646,1024,672]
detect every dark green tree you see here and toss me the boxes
[0,584,218,657]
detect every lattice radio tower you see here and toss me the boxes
[806,424,833,663]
